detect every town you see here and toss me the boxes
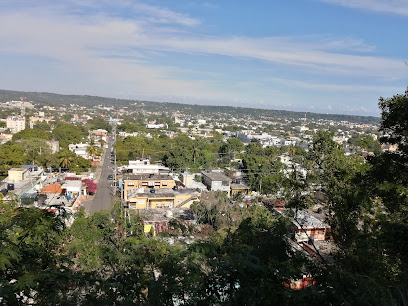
[0,90,406,304]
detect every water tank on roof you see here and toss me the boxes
[165,210,173,218]
[150,189,155,193]
[7,183,14,191]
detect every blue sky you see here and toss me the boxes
[0,0,407,116]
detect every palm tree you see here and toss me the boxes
[288,145,296,158]
[86,145,98,161]
[98,139,105,147]
[26,149,39,165]
[59,151,73,169]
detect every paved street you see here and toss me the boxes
[83,132,117,214]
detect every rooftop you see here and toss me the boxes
[136,207,195,221]
[123,174,173,181]
[127,188,199,199]
[201,171,232,182]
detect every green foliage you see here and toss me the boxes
[52,122,88,149]
[33,121,52,131]
[0,141,25,169]
[87,116,112,132]
[348,134,381,153]
[12,128,52,141]
[242,141,283,193]
[379,89,408,154]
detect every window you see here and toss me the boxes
[148,182,154,187]
[155,182,161,186]
[162,182,168,186]
[128,182,135,186]
[141,182,148,186]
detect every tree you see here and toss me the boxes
[219,138,244,163]
[82,179,98,195]
[52,122,88,149]
[86,144,100,161]
[12,128,52,141]
[58,150,74,169]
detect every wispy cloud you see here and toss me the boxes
[1,8,403,82]
[317,0,408,16]
[269,77,403,92]
[0,1,404,115]
[132,3,200,26]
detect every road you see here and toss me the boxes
[83,130,117,214]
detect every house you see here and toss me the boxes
[90,129,108,142]
[124,159,170,175]
[61,180,86,200]
[122,174,177,200]
[142,208,196,236]
[125,188,200,210]
[40,183,63,194]
[21,164,39,172]
[281,209,330,242]
[230,182,250,197]
[180,172,207,191]
[3,167,44,199]
[201,171,231,194]
[8,168,29,182]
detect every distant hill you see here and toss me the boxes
[0,89,380,125]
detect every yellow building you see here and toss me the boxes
[28,116,54,128]
[8,168,29,182]
[125,188,200,210]
[123,174,176,199]
[230,183,250,197]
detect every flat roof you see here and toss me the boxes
[127,188,199,199]
[61,180,83,188]
[201,171,232,182]
[123,174,173,181]
[9,168,28,172]
[231,183,250,189]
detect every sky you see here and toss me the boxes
[0,0,407,116]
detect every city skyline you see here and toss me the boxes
[0,0,407,116]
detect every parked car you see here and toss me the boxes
[107,174,114,180]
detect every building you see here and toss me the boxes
[125,188,200,210]
[90,129,108,142]
[8,168,29,182]
[201,171,231,194]
[230,182,250,197]
[124,159,170,175]
[122,174,176,199]
[6,116,26,132]
[28,116,54,129]
[180,172,207,191]
[281,209,331,242]
[61,180,86,200]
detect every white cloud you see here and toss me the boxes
[132,3,201,26]
[0,1,404,115]
[317,0,408,16]
[268,77,403,93]
[0,5,403,82]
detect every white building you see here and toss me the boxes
[6,116,26,132]
[125,159,170,175]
